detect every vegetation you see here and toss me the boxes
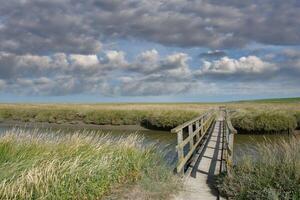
[294,112,300,129]
[0,106,199,130]
[0,97,299,132]
[231,110,297,134]
[0,129,180,199]
[234,97,300,103]
[217,138,300,199]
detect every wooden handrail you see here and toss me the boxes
[171,112,209,133]
[222,109,237,172]
[171,110,216,174]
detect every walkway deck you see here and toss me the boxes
[173,115,224,200]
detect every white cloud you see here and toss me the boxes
[0,48,299,97]
[162,53,191,78]
[69,54,99,67]
[198,56,277,76]
[104,51,128,68]
[133,49,160,73]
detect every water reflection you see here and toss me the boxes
[234,133,300,163]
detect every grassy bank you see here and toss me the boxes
[0,100,299,132]
[0,129,180,199]
[231,110,298,134]
[217,138,300,199]
[0,106,200,130]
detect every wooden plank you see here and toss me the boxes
[188,124,194,150]
[195,121,200,141]
[176,130,184,174]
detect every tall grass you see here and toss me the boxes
[217,138,300,199]
[231,110,297,134]
[294,112,300,129]
[0,129,180,199]
[0,107,200,130]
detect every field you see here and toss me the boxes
[0,129,179,199]
[0,104,206,130]
[0,98,300,132]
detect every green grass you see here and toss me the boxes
[0,129,180,199]
[231,110,297,134]
[217,138,300,199]
[233,97,300,103]
[294,112,300,129]
[0,108,200,130]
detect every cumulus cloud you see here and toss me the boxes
[126,50,191,80]
[196,56,277,81]
[69,55,99,67]
[0,49,194,96]
[103,51,128,68]
[0,45,299,97]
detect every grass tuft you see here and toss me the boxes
[217,138,300,199]
[0,129,180,199]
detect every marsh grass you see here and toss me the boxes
[0,129,180,199]
[217,138,300,199]
[0,106,200,130]
[231,110,297,134]
[294,112,300,129]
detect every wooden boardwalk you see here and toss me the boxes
[173,116,224,200]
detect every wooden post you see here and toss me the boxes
[177,130,184,174]
[195,120,200,142]
[200,117,204,136]
[188,124,194,150]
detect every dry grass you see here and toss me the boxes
[0,129,180,200]
[217,138,300,199]
[0,103,217,112]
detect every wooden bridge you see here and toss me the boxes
[171,108,236,200]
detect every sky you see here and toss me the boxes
[0,0,300,103]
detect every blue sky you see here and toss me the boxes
[0,0,300,103]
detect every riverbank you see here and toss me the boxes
[1,102,300,133]
[0,129,180,199]
[0,105,201,130]
[231,110,299,134]
[0,120,150,131]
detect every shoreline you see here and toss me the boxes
[0,120,299,135]
[0,120,153,131]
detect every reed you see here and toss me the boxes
[0,107,200,130]
[231,110,297,134]
[217,138,300,199]
[0,129,180,199]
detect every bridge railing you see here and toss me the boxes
[222,109,237,172]
[171,110,216,174]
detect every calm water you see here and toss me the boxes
[0,125,299,166]
[234,133,300,163]
[0,125,178,164]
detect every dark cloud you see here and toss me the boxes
[199,50,227,59]
[1,0,300,55]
